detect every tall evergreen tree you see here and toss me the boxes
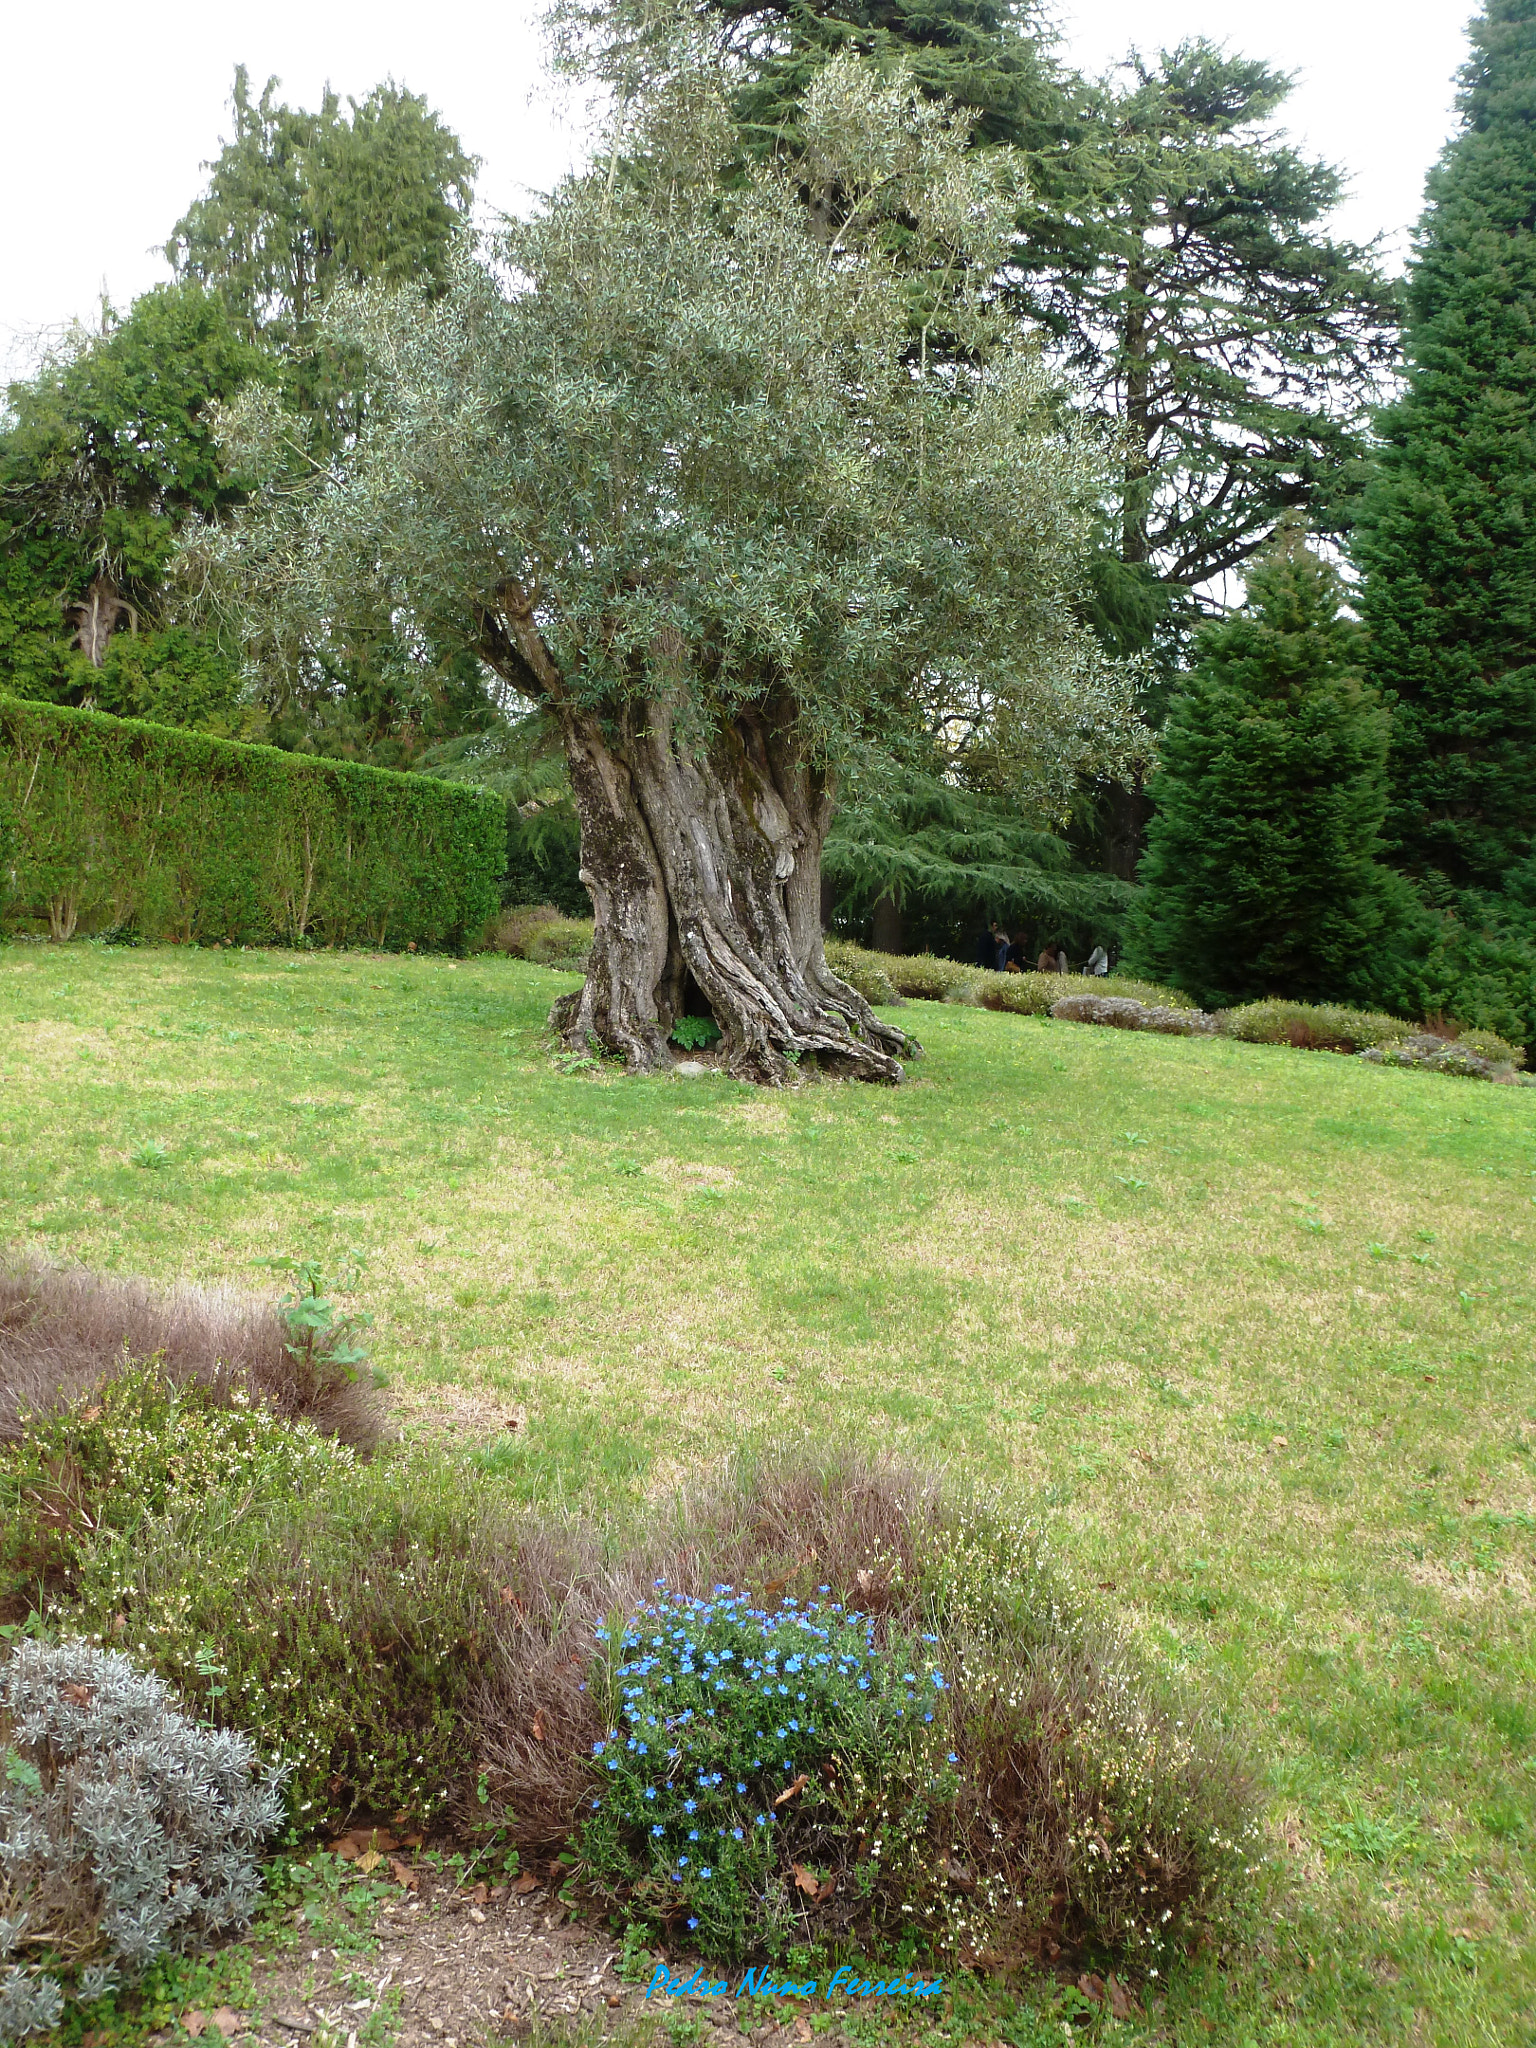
[1013,45,1397,653]
[1125,531,1391,1009]
[1,71,487,759]
[0,284,270,718]
[1354,0,1536,896]
[167,69,476,453]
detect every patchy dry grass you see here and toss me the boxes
[2,941,1534,2046]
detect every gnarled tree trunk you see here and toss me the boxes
[67,573,132,669]
[549,697,917,1085]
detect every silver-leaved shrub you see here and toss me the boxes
[0,1639,286,2041]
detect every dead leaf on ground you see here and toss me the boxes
[791,1862,837,1904]
[1076,1972,1105,2005]
[531,1709,547,1741]
[512,1874,540,1895]
[328,1826,398,1862]
[471,1882,489,1905]
[387,1857,418,1891]
[180,2014,207,2039]
[355,1849,383,1874]
[1106,1977,1139,2020]
[774,1773,809,1807]
[793,2018,813,2042]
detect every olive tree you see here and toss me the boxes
[197,47,1141,1083]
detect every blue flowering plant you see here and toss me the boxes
[578,1582,952,1958]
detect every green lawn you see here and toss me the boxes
[3,942,1534,2046]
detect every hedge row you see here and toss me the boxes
[0,695,505,951]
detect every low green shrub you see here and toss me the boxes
[489,1459,1259,1971]
[580,1585,946,1960]
[0,694,503,950]
[71,1457,504,1831]
[823,939,901,1007]
[1449,1024,1526,1068]
[1220,999,1413,1054]
[491,903,593,970]
[976,970,1195,1017]
[0,1366,349,1624]
[1218,999,1525,1068]
[825,942,1194,1018]
[19,1391,1256,1972]
[875,951,987,1002]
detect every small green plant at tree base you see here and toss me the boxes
[670,1016,722,1052]
[262,1252,373,1390]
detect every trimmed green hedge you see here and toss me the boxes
[0,695,505,950]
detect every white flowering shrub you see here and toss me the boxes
[0,1640,285,2041]
[1,1363,352,1620]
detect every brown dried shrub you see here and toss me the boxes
[0,1261,385,1449]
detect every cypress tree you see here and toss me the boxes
[1354,0,1536,893]
[1126,532,1391,1009]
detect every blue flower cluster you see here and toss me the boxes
[581,1581,946,1956]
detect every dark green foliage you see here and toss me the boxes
[0,285,270,698]
[416,721,592,915]
[1126,535,1392,1009]
[1010,44,1397,638]
[169,67,476,333]
[680,0,1065,155]
[671,6,1397,645]
[823,768,1131,961]
[1361,869,1536,1053]
[167,68,476,455]
[165,71,499,766]
[1354,0,1536,894]
[86,626,252,736]
[0,69,486,767]
[0,695,504,949]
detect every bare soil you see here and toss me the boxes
[221,1875,801,2048]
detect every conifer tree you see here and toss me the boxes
[1354,0,1536,893]
[1126,532,1391,1008]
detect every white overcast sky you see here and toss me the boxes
[1,0,1472,380]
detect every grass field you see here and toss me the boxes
[2,941,1534,2046]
